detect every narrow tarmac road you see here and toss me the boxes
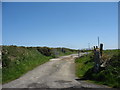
[2,53,110,88]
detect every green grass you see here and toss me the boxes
[75,50,120,88]
[75,53,94,78]
[2,46,52,83]
[2,45,77,84]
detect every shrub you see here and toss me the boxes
[37,47,52,56]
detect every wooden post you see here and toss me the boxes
[93,46,96,57]
[98,37,100,48]
[93,46,96,51]
[100,43,103,57]
[78,49,80,57]
[96,46,98,49]
[93,46,100,73]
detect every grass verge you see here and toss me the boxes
[2,46,51,84]
[75,50,120,88]
[75,53,94,78]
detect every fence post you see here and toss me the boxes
[100,43,103,57]
[78,49,80,57]
[96,46,98,49]
[93,46,96,50]
[93,46,100,73]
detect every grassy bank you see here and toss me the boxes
[2,46,52,83]
[75,50,120,88]
[2,45,77,84]
[75,53,94,78]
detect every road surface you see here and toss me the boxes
[2,53,109,88]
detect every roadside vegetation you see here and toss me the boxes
[75,49,120,88]
[75,53,94,78]
[2,45,77,84]
[0,69,1,83]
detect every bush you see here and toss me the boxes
[37,47,52,56]
[82,50,120,88]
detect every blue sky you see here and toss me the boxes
[2,2,118,49]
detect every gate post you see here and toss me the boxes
[78,49,80,57]
[100,43,103,57]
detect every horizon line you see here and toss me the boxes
[1,44,118,50]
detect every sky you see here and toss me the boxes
[2,2,118,49]
[2,0,120,2]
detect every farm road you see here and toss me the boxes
[3,53,109,88]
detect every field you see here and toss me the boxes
[75,49,120,88]
[2,45,77,83]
